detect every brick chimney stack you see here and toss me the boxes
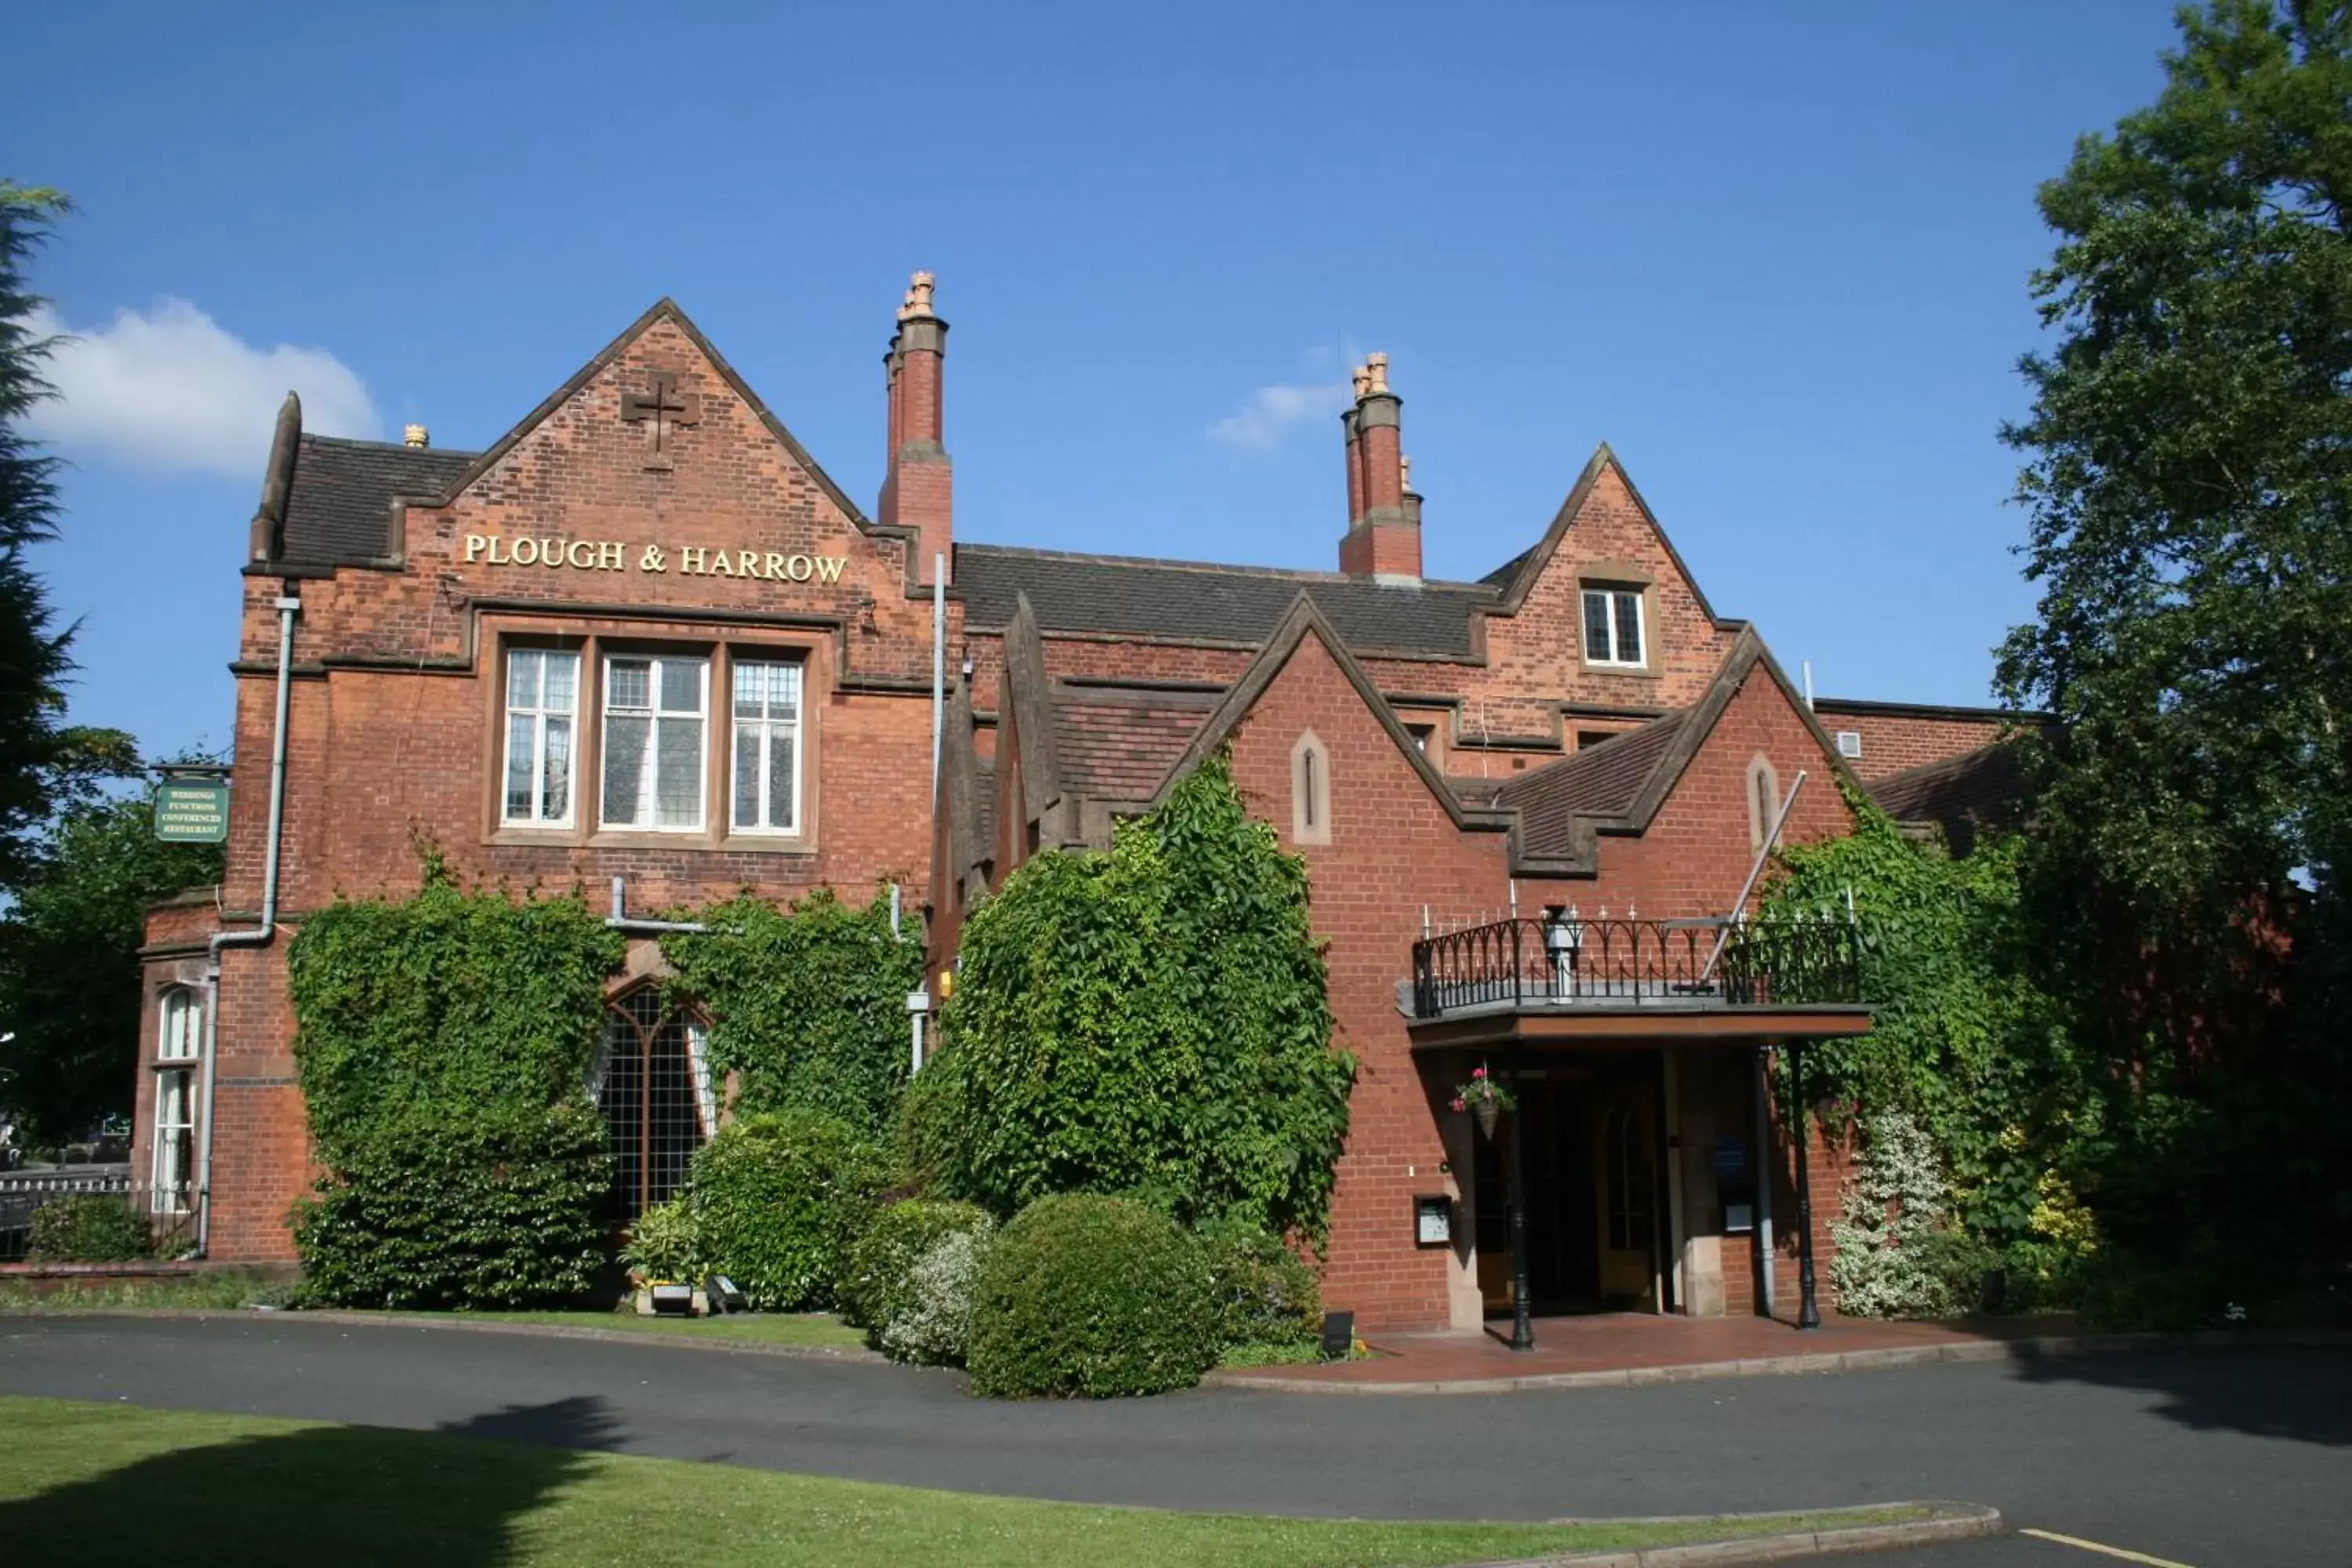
[1339,352,1421,580]
[879,270,953,586]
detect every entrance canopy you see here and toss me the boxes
[1404,913,1873,1049]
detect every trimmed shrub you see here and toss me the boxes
[1199,1220,1320,1351]
[619,1197,702,1283]
[688,1109,884,1311]
[882,1225,990,1367]
[966,1194,1218,1399]
[1830,1109,1987,1319]
[293,1105,610,1309]
[27,1195,152,1262]
[837,1198,990,1338]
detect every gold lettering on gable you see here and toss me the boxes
[459,534,847,589]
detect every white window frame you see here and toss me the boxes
[729,659,804,836]
[600,653,710,832]
[151,1065,194,1214]
[501,648,580,828]
[1581,586,1646,668]
[158,986,200,1062]
[1835,730,1864,759]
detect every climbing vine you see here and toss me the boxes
[286,861,622,1307]
[661,887,923,1138]
[924,750,1354,1240]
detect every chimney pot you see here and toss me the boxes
[403,423,429,448]
[1364,352,1389,395]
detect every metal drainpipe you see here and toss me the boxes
[195,590,300,1259]
[604,877,709,935]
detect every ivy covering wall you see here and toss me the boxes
[287,865,622,1308]
[661,888,922,1138]
[920,753,1354,1239]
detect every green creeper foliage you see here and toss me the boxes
[927,753,1354,1238]
[287,869,622,1308]
[1996,0,2352,1286]
[27,1195,152,1262]
[1760,793,2079,1245]
[685,1109,884,1312]
[661,888,922,1138]
[966,1194,1219,1399]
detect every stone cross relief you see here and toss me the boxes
[620,372,701,470]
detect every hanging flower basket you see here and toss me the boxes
[1450,1066,1516,1140]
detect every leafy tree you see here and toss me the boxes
[0,181,78,891]
[1996,2,2352,1273]
[926,751,1354,1240]
[0,779,223,1144]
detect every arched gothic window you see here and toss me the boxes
[593,989,716,1222]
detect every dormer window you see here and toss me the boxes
[1582,586,1646,668]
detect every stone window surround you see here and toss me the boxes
[481,612,825,856]
[1577,561,1660,677]
[1291,728,1332,847]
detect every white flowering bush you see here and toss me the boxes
[879,1221,993,1367]
[1830,1109,1983,1318]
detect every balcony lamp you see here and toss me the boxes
[1543,904,1582,971]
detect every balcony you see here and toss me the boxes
[1406,914,1870,1047]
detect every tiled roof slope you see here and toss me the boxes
[1051,698,1214,802]
[1869,740,2030,848]
[955,543,1497,658]
[1494,710,1690,858]
[281,436,479,566]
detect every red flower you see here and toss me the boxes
[1472,1067,1486,1080]
[1450,1098,1466,1112]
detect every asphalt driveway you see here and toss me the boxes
[2,1316,2343,1565]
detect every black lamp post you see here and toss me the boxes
[1542,904,1581,997]
[1790,1040,1821,1330]
[1507,1090,1534,1352]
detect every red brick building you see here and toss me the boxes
[136,278,2020,1330]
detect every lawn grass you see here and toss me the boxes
[0,1396,1939,1567]
[0,1272,274,1312]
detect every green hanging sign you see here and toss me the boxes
[154,778,230,844]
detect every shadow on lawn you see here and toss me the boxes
[1,1395,620,1566]
[2009,1342,2352,1447]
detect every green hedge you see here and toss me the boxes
[294,1105,610,1308]
[930,755,1354,1238]
[27,1196,152,1262]
[662,889,922,1138]
[966,1194,1218,1399]
[688,1109,884,1311]
[287,866,622,1308]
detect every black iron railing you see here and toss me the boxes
[1409,914,1862,1019]
[0,1169,199,1262]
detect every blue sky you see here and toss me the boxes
[9,2,2183,759]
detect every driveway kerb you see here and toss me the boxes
[1461,1503,2002,1567]
[1207,1327,2352,1395]
[2,1307,888,1364]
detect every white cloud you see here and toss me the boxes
[21,298,379,477]
[1207,378,1353,451]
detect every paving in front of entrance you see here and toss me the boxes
[1215,1309,2092,1390]
[2,1316,2345,1566]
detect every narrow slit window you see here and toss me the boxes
[1291,731,1331,845]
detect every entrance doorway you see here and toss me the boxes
[1474,1054,1666,1318]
